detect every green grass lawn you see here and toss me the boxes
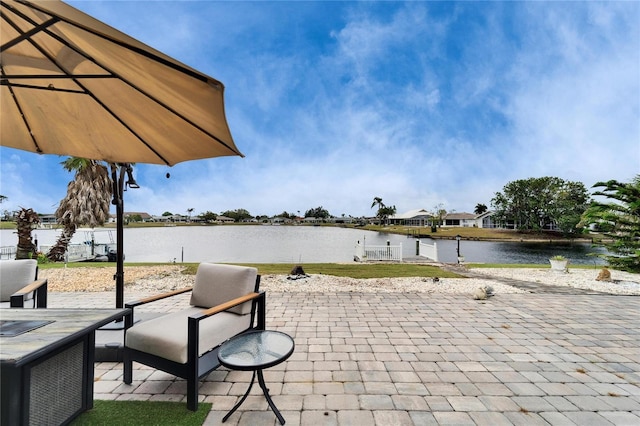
[39,261,466,279]
[239,263,466,278]
[39,260,600,278]
[70,400,211,426]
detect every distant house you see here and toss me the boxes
[38,214,57,225]
[328,216,355,224]
[109,212,153,223]
[389,209,497,228]
[476,211,498,228]
[151,215,170,222]
[444,212,478,227]
[216,215,235,224]
[388,209,432,227]
[126,212,153,222]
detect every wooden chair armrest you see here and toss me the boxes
[10,279,48,308]
[125,287,193,308]
[11,278,48,296]
[191,291,265,321]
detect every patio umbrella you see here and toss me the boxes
[1,0,243,310]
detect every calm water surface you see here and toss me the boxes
[0,226,606,265]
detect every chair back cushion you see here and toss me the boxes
[190,263,258,314]
[0,259,37,302]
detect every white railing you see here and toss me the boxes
[354,242,402,262]
[0,246,16,259]
[417,241,438,261]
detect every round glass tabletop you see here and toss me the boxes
[218,330,295,370]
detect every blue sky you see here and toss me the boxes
[1,1,638,219]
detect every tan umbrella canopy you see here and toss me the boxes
[1,0,242,165]
[1,0,243,312]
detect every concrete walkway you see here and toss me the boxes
[440,265,613,295]
[49,287,640,425]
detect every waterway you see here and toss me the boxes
[0,226,606,265]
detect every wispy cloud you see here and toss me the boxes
[1,1,637,219]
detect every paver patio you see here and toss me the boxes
[49,290,640,425]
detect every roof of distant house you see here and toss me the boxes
[391,209,431,219]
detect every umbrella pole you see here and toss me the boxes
[111,164,126,312]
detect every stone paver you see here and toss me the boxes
[48,288,640,425]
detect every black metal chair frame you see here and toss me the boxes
[122,276,264,411]
[9,278,48,308]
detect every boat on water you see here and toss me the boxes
[37,230,119,263]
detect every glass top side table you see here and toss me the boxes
[218,330,295,424]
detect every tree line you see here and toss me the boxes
[490,176,589,234]
[371,176,638,272]
[3,160,638,271]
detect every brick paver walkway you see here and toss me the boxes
[48,288,640,426]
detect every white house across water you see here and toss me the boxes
[389,209,497,228]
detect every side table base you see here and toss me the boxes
[223,369,285,425]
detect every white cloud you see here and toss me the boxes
[2,1,638,219]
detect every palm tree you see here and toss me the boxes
[15,207,39,259]
[187,208,194,222]
[46,158,112,261]
[579,175,640,272]
[371,197,385,210]
[474,203,488,215]
[370,197,396,226]
[371,197,385,225]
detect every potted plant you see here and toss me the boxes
[549,255,568,273]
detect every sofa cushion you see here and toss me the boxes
[0,259,37,302]
[125,307,252,364]
[190,263,257,314]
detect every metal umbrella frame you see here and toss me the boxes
[1,0,243,310]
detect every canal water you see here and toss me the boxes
[0,226,606,265]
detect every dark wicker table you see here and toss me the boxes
[218,330,295,424]
[1,308,130,425]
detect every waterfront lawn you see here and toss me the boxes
[46,260,622,277]
[223,263,463,279]
[37,261,598,276]
[39,262,462,279]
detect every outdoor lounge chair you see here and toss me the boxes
[122,263,265,411]
[0,259,48,308]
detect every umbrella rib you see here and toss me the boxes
[35,25,242,158]
[0,64,43,154]
[14,0,211,85]
[0,81,87,94]
[3,1,242,160]
[0,11,59,52]
[3,74,114,79]
[24,6,242,157]
[1,4,173,165]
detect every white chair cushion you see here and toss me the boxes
[190,263,257,314]
[0,259,37,302]
[125,307,252,364]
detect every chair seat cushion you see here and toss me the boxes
[125,307,252,364]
